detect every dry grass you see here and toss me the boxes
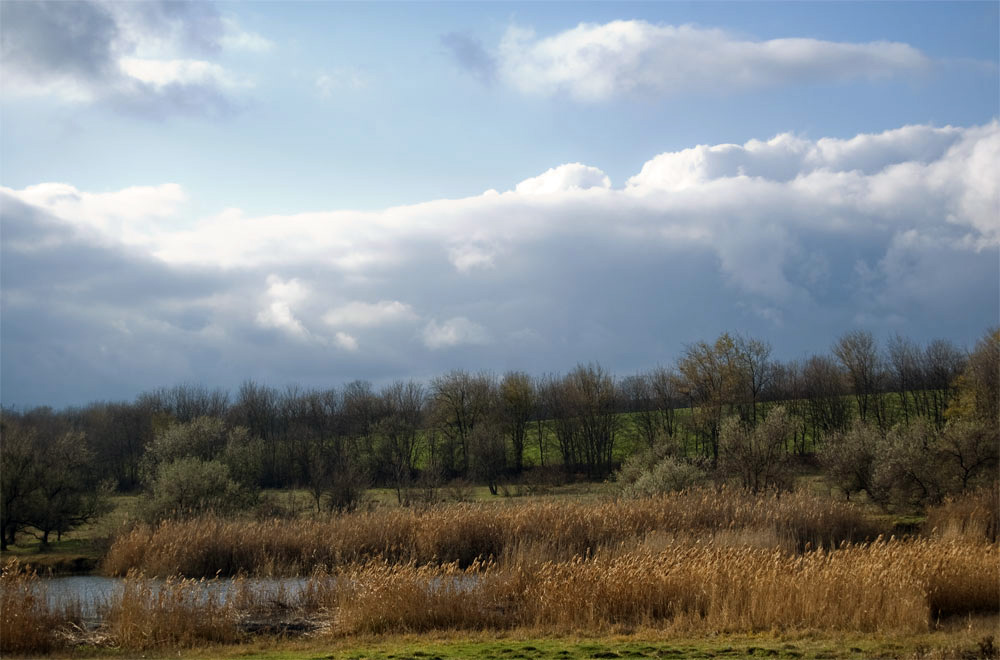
[101,570,243,649]
[0,560,63,655]
[7,489,998,655]
[4,538,998,654]
[317,539,997,636]
[926,487,999,543]
[104,487,886,577]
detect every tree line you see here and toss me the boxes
[1,328,996,548]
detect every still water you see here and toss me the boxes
[42,575,313,619]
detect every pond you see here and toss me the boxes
[42,575,314,619]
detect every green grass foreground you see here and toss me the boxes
[55,623,1000,660]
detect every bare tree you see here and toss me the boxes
[768,359,809,454]
[80,400,154,491]
[733,334,774,426]
[539,374,580,473]
[833,330,887,427]
[531,375,552,468]
[801,354,851,439]
[566,363,619,478]
[649,366,681,440]
[229,380,281,486]
[342,380,379,469]
[620,372,658,448]
[153,384,230,423]
[886,333,922,425]
[920,338,966,425]
[468,423,506,495]
[376,380,426,504]
[675,333,740,463]
[430,370,498,476]
[938,420,1000,492]
[500,371,535,473]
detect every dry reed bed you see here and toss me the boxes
[104,488,886,577]
[320,539,999,635]
[5,539,997,654]
[0,561,68,654]
[926,487,999,543]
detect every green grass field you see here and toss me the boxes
[64,622,999,660]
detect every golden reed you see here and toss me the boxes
[104,488,886,576]
[3,538,997,654]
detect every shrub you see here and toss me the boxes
[620,457,707,498]
[718,406,794,492]
[819,420,880,500]
[140,457,256,522]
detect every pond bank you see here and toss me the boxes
[9,554,99,576]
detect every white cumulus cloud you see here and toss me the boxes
[323,300,418,327]
[118,57,246,90]
[256,275,309,339]
[423,317,491,349]
[491,20,929,101]
[333,331,359,351]
[515,163,611,194]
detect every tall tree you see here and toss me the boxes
[539,374,580,473]
[500,371,535,473]
[376,380,426,503]
[430,370,498,476]
[833,330,887,427]
[229,380,281,486]
[675,333,740,463]
[0,417,37,550]
[649,366,681,440]
[24,431,110,546]
[886,333,922,425]
[566,363,619,477]
[733,334,774,426]
[920,339,966,425]
[946,329,999,425]
[800,354,851,439]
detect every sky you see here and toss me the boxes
[1,1,998,408]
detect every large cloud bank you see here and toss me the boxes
[2,122,997,405]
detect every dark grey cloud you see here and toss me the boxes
[0,1,247,119]
[0,1,120,82]
[441,32,497,84]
